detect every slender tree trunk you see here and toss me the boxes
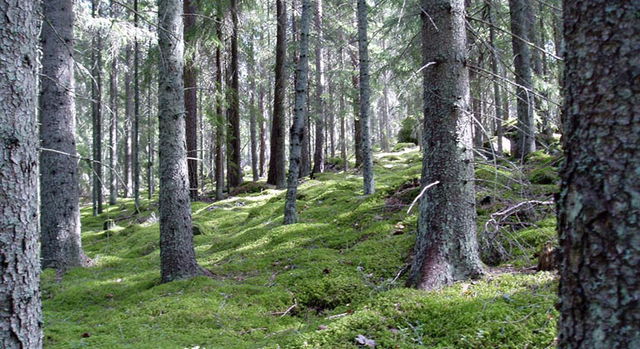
[249,42,259,181]
[357,0,374,195]
[183,0,198,200]
[486,0,503,155]
[40,0,88,270]
[123,45,133,197]
[268,0,288,188]
[408,0,484,290]
[558,2,640,347]
[109,1,119,205]
[157,0,206,283]
[259,86,267,178]
[351,53,363,167]
[215,19,225,200]
[509,0,536,160]
[311,0,325,175]
[0,1,42,346]
[92,0,104,216]
[284,0,311,225]
[226,0,242,188]
[147,50,154,199]
[380,77,390,152]
[133,0,141,209]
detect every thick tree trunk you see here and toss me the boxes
[408,0,484,290]
[357,0,374,195]
[157,0,206,283]
[311,0,325,175]
[268,0,288,188]
[40,0,88,271]
[508,0,536,160]
[558,2,640,347]
[215,20,225,201]
[184,0,198,200]
[92,0,104,216]
[0,0,43,346]
[284,0,311,225]
[227,0,242,188]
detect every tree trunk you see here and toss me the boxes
[258,86,267,178]
[123,45,133,197]
[40,0,88,271]
[146,50,155,199]
[157,0,206,283]
[133,0,141,210]
[284,0,311,225]
[508,0,536,160]
[486,0,503,155]
[268,0,288,188]
[351,53,363,167]
[215,19,225,201]
[109,1,119,205]
[558,2,640,347]
[408,0,484,290]
[311,0,325,175]
[227,0,242,188]
[92,0,104,216]
[380,76,390,152]
[184,0,198,200]
[249,42,259,182]
[357,0,374,195]
[0,0,43,346]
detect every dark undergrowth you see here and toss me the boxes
[42,146,560,348]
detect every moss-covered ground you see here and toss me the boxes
[42,147,560,348]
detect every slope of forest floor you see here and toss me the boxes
[42,146,561,348]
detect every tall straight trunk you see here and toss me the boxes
[408,0,483,290]
[133,0,141,209]
[109,1,119,205]
[258,86,267,178]
[0,1,42,346]
[284,0,311,225]
[123,45,133,197]
[92,0,104,216]
[268,0,288,188]
[508,0,536,160]
[184,0,198,200]
[227,0,242,188]
[311,0,325,175]
[215,19,225,200]
[146,51,154,199]
[380,79,390,152]
[357,0,374,195]
[40,0,88,270]
[249,43,259,181]
[157,0,206,283]
[558,2,640,347]
[486,0,503,155]
[351,53,363,167]
[339,46,348,170]
[327,51,336,159]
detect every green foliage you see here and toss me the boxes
[396,117,420,145]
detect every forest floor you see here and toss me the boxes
[42,145,561,348]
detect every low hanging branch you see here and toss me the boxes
[406,181,440,214]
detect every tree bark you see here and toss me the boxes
[408,0,484,290]
[92,0,104,216]
[157,0,206,283]
[357,0,374,195]
[215,19,225,200]
[0,0,43,346]
[226,0,242,188]
[284,0,311,225]
[508,0,536,160]
[311,0,325,175]
[258,86,267,178]
[133,0,141,210]
[109,1,119,205]
[123,45,133,197]
[40,0,88,271]
[558,1,640,347]
[184,0,199,200]
[268,0,288,188]
[486,0,503,155]
[249,42,259,181]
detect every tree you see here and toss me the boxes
[357,0,374,195]
[226,0,243,188]
[157,0,207,283]
[91,0,104,215]
[0,0,43,346]
[184,0,199,200]
[408,0,484,290]
[40,0,88,270]
[284,0,311,225]
[267,0,287,188]
[311,0,325,175]
[557,1,640,347]
[108,1,119,205]
[508,0,536,159]
[249,40,259,181]
[133,0,141,210]
[215,18,225,201]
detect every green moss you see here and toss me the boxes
[528,166,559,185]
[392,142,417,152]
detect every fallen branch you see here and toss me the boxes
[326,313,349,320]
[406,181,440,214]
[271,299,297,318]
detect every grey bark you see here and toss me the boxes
[408,0,484,290]
[184,0,198,200]
[109,1,119,205]
[0,0,43,346]
[268,0,288,188]
[123,45,133,197]
[226,0,242,188]
[284,0,311,225]
[133,0,141,209]
[249,42,259,181]
[157,0,206,282]
[40,0,88,270]
[215,19,225,200]
[486,0,503,155]
[258,86,266,178]
[92,0,104,215]
[311,0,325,175]
[558,1,640,348]
[508,0,536,159]
[357,0,374,195]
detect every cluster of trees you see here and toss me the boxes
[1,0,638,347]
